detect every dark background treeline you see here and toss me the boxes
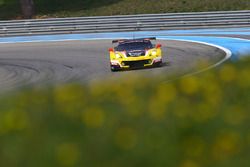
[0,0,249,20]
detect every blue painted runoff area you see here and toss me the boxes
[160,36,250,60]
[0,27,250,59]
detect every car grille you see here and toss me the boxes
[122,60,150,68]
[126,51,146,57]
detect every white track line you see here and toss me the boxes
[158,37,232,79]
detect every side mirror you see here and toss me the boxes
[109,48,114,52]
[156,44,162,48]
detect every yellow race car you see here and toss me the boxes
[109,37,163,71]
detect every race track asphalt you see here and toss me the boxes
[0,40,225,91]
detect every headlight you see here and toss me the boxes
[151,50,157,56]
[115,53,122,59]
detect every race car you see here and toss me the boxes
[109,37,163,71]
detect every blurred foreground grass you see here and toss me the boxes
[0,58,250,167]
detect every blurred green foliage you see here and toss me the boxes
[0,58,250,167]
[0,0,250,19]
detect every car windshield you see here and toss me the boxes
[116,41,153,51]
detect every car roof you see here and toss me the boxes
[112,37,156,44]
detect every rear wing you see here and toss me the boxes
[112,39,126,44]
[112,37,156,44]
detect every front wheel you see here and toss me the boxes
[154,61,162,67]
[110,66,120,72]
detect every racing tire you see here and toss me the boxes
[154,61,162,67]
[110,66,120,72]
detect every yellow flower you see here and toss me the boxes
[179,76,199,95]
[124,100,145,117]
[191,103,217,122]
[82,107,105,128]
[247,133,250,146]
[219,64,236,82]
[115,127,137,150]
[148,84,176,121]
[224,106,246,125]
[179,160,200,167]
[201,82,222,107]
[237,68,250,88]
[0,109,28,135]
[56,143,80,167]
[212,131,240,161]
[89,79,110,98]
[54,84,85,116]
[183,136,205,158]
[172,97,189,118]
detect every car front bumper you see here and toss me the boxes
[110,57,162,70]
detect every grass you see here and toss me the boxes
[0,58,250,166]
[0,0,250,20]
